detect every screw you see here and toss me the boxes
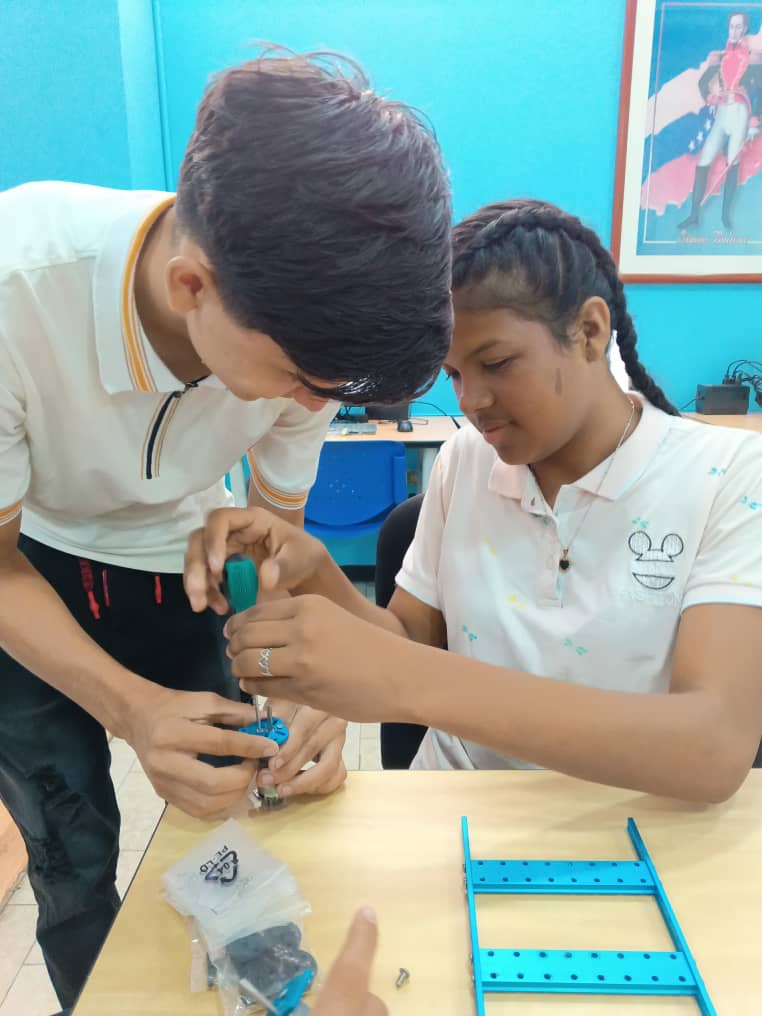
[395,967,410,988]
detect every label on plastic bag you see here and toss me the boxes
[163,819,310,955]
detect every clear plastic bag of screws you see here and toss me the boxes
[163,819,318,1015]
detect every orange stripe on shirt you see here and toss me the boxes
[0,500,22,525]
[120,197,174,393]
[247,453,308,508]
[127,298,147,390]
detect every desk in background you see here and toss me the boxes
[227,416,458,507]
[228,413,760,507]
[323,413,761,493]
[325,416,458,490]
[74,769,762,1015]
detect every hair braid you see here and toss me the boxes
[452,200,679,415]
[607,285,678,415]
[549,212,680,416]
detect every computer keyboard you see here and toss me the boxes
[327,421,378,435]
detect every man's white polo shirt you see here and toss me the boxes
[396,397,762,770]
[0,182,336,571]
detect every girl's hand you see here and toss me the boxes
[259,700,347,799]
[225,595,400,721]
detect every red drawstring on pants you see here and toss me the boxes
[78,560,101,621]
[80,562,163,612]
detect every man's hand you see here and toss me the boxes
[312,909,387,1016]
[258,701,347,798]
[124,684,276,818]
[184,507,327,614]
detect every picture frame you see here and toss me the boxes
[612,0,762,282]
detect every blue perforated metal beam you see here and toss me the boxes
[470,858,654,894]
[478,947,694,994]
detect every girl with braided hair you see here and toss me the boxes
[189,199,762,803]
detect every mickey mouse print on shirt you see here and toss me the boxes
[628,530,685,590]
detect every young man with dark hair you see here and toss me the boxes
[0,50,451,1010]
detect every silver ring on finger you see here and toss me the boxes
[258,647,274,677]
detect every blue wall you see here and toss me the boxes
[0,0,134,190]
[0,0,166,193]
[117,0,167,191]
[1,1,759,412]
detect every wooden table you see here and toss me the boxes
[691,412,762,433]
[74,770,762,1015]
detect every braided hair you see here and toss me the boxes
[452,199,678,415]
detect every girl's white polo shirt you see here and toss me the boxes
[396,397,762,770]
[0,182,336,571]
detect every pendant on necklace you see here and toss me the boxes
[559,553,571,572]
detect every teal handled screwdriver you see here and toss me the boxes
[222,555,289,809]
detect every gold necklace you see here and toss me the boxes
[558,399,637,572]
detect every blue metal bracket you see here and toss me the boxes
[462,816,716,1015]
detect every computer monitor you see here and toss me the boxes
[335,402,410,423]
[365,402,410,421]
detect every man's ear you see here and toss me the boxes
[166,255,216,315]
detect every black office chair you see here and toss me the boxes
[376,496,762,771]
[375,495,428,769]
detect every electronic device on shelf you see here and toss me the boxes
[694,360,761,414]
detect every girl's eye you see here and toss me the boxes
[444,369,460,382]
[483,358,514,373]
